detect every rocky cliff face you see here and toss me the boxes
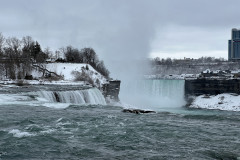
[185,79,240,96]
[102,80,121,102]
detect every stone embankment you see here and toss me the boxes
[185,79,240,96]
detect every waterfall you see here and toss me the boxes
[141,79,185,99]
[36,88,106,105]
[120,79,185,109]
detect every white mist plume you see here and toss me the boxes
[90,1,160,107]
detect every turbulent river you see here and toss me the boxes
[0,81,240,159]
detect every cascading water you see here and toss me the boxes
[120,79,186,111]
[36,88,106,105]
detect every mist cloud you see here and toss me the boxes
[1,0,240,77]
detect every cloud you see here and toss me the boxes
[1,0,240,72]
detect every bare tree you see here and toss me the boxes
[36,52,48,63]
[6,37,22,54]
[81,47,97,65]
[0,33,5,56]
[44,47,53,58]
[64,46,83,63]
[22,36,33,49]
[96,60,110,78]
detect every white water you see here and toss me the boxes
[9,129,36,138]
[120,79,186,111]
[36,88,106,105]
[0,87,106,109]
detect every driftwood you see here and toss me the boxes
[32,64,63,78]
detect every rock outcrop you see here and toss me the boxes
[122,109,156,114]
[102,80,121,102]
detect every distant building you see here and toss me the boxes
[228,28,240,60]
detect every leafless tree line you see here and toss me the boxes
[0,33,49,79]
[150,57,240,75]
[61,46,110,78]
[0,32,110,79]
[151,57,226,66]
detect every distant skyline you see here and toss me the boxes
[1,0,240,71]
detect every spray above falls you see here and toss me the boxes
[120,79,186,110]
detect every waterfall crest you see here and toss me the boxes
[36,88,106,105]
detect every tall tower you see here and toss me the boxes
[228,28,240,61]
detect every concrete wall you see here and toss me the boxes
[185,79,240,96]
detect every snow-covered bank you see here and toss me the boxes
[31,63,108,86]
[189,94,240,111]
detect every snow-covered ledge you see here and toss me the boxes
[189,93,240,111]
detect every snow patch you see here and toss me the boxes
[189,93,240,111]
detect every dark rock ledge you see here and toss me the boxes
[122,109,156,114]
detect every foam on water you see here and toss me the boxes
[9,129,36,138]
[8,127,57,138]
[42,103,72,109]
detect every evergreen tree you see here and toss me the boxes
[32,41,42,59]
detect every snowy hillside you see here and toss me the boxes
[189,94,240,111]
[31,63,108,87]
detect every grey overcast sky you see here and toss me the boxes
[1,0,240,75]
